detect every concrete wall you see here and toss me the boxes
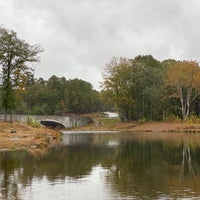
[0,114,92,128]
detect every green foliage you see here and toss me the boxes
[99,90,116,111]
[184,114,200,123]
[65,78,101,113]
[27,116,40,128]
[19,76,104,115]
[164,113,181,122]
[99,117,120,126]
[102,55,164,121]
[0,27,43,118]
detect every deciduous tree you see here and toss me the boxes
[0,27,43,121]
[165,60,200,119]
[102,57,133,121]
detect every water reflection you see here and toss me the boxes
[0,132,200,199]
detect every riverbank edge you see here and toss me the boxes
[1,120,200,153]
[69,120,200,133]
[0,121,62,154]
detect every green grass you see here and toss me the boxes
[98,118,120,126]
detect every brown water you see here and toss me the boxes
[1,131,200,199]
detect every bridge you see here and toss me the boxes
[0,114,92,129]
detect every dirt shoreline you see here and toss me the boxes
[0,122,62,154]
[69,121,200,133]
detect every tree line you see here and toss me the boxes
[102,55,200,121]
[0,73,107,116]
[17,76,103,115]
[1,27,200,122]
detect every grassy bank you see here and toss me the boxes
[70,117,200,133]
[0,121,62,154]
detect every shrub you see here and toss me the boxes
[27,116,41,128]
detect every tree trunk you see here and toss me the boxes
[180,95,186,119]
[4,107,7,122]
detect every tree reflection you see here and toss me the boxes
[105,138,200,199]
[181,145,194,177]
[0,151,24,200]
[180,144,200,178]
[0,134,200,199]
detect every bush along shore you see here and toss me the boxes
[0,121,62,154]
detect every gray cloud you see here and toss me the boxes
[1,0,200,89]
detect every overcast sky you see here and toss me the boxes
[1,0,200,90]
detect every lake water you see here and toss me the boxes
[1,131,200,199]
